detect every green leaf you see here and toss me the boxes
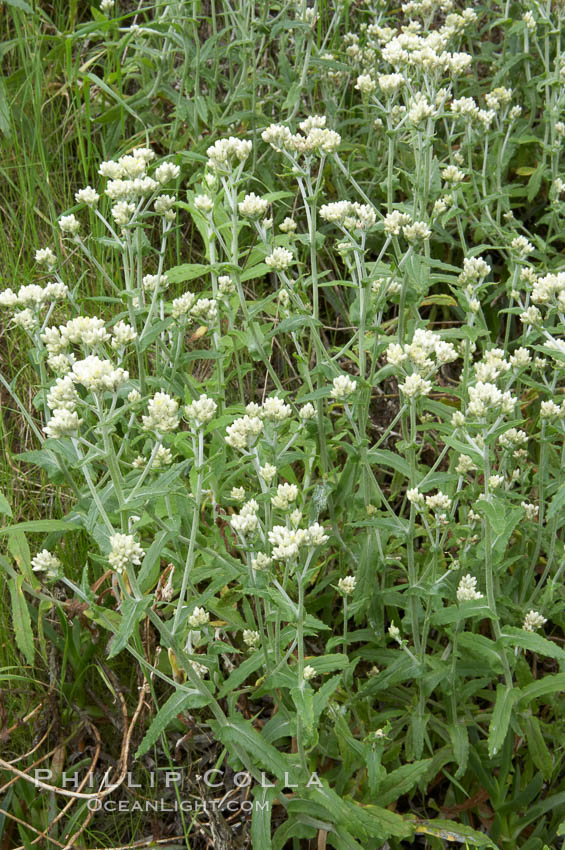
[7,530,31,582]
[0,492,13,518]
[213,716,293,779]
[499,626,565,661]
[523,714,553,780]
[251,785,275,850]
[0,519,81,535]
[166,262,210,283]
[457,632,504,674]
[432,601,495,626]
[519,673,565,706]
[135,688,212,758]
[218,651,264,698]
[4,0,35,11]
[366,448,410,478]
[108,597,151,658]
[547,482,565,520]
[449,723,469,778]
[8,576,34,665]
[376,759,433,807]
[411,817,497,846]
[488,685,519,758]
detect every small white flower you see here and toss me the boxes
[184,394,217,427]
[299,402,316,420]
[265,247,293,271]
[188,606,210,628]
[425,491,452,514]
[251,552,272,571]
[218,275,235,295]
[35,247,57,269]
[355,74,376,95]
[407,488,425,508]
[306,522,329,546]
[155,162,180,184]
[155,194,176,218]
[225,415,263,449]
[330,375,356,400]
[59,214,80,234]
[75,186,100,206]
[171,291,196,319]
[303,665,316,681]
[71,356,128,393]
[338,575,356,595]
[261,396,292,421]
[243,629,260,647]
[142,392,179,432]
[191,297,217,324]
[271,482,299,509]
[31,549,62,578]
[43,408,83,438]
[108,533,144,573]
[521,502,538,521]
[403,221,431,242]
[46,376,78,412]
[279,217,297,233]
[12,309,38,332]
[457,574,483,602]
[111,320,137,348]
[399,374,432,398]
[238,192,269,218]
[523,610,547,632]
[194,194,214,213]
[231,486,245,501]
[388,622,400,640]
[143,273,169,293]
[153,445,173,468]
[259,463,277,484]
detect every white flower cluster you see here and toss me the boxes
[72,356,128,393]
[330,375,357,400]
[225,415,264,450]
[387,328,458,376]
[407,488,452,515]
[522,610,547,632]
[31,549,62,578]
[383,210,412,236]
[265,247,294,271]
[271,483,298,510]
[92,148,179,213]
[473,348,510,382]
[206,137,252,172]
[458,256,490,284]
[169,291,218,325]
[338,575,357,595]
[230,499,260,535]
[319,201,377,231]
[143,273,169,293]
[108,533,145,573]
[0,280,69,333]
[268,522,328,560]
[184,394,217,427]
[380,26,472,76]
[188,606,210,628]
[245,396,292,422]
[238,193,269,218]
[142,393,179,433]
[531,271,565,310]
[262,116,340,156]
[467,382,515,418]
[456,574,483,601]
[243,629,260,647]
